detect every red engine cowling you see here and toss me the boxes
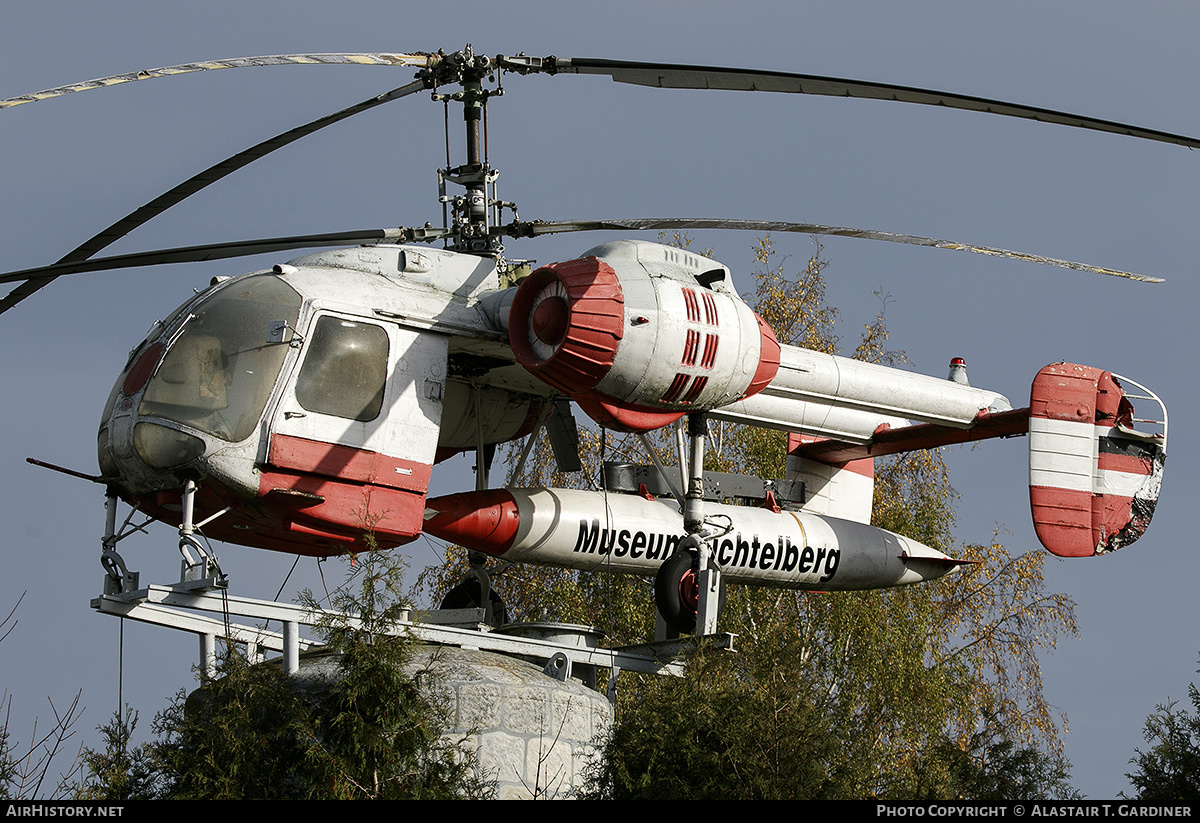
[509,240,780,432]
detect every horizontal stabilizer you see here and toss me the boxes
[789,407,1030,465]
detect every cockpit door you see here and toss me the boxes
[261,312,448,543]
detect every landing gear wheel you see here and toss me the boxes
[440,579,508,628]
[655,551,724,635]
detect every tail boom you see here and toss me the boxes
[785,362,1165,558]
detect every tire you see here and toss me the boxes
[655,551,724,634]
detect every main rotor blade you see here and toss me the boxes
[547,57,1200,151]
[0,229,428,287]
[0,78,427,316]
[511,218,1162,283]
[0,53,434,108]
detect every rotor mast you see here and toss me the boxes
[424,47,514,257]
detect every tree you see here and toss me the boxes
[75,710,162,801]
[914,705,1078,800]
[296,547,489,799]
[646,237,1075,797]
[1125,662,1200,800]
[149,650,313,799]
[580,645,845,799]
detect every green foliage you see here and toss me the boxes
[297,549,489,799]
[151,652,310,799]
[751,235,838,354]
[302,639,467,798]
[75,710,160,801]
[78,544,490,799]
[1126,664,1200,800]
[915,706,1078,800]
[0,722,13,800]
[581,647,842,799]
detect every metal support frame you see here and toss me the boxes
[176,479,227,590]
[91,584,728,690]
[101,480,232,599]
[92,450,732,699]
[101,488,140,595]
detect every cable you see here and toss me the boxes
[117,617,124,718]
[274,555,301,603]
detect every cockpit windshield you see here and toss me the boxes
[139,275,302,442]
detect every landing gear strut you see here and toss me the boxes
[653,413,726,638]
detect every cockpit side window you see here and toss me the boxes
[294,316,389,422]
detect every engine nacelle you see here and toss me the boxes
[508,240,780,431]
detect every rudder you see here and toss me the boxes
[1028,363,1166,557]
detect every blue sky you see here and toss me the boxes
[2,1,1198,798]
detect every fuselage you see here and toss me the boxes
[96,239,1014,558]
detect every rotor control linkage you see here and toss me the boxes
[422,47,514,256]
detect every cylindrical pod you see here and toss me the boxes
[423,487,966,591]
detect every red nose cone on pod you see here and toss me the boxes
[423,490,521,556]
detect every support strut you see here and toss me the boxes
[655,413,724,638]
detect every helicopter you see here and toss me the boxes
[0,48,1176,635]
